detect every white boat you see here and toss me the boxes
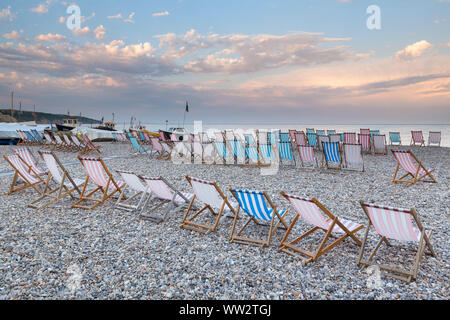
[71,126,124,142]
[0,123,48,144]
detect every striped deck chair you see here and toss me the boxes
[327,130,336,135]
[140,176,193,222]
[428,131,441,147]
[322,142,342,169]
[358,133,371,153]
[28,150,84,209]
[143,132,153,145]
[258,143,274,164]
[288,130,297,144]
[63,134,78,151]
[391,150,437,186]
[343,143,364,172]
[181,176,237,233]
[307,132,318,148]
[54,135,69,151]
[411,131,425,146]
[360,128,370,135]
[14,147,47,176]
[130,136,150,155]
[229,189,289,247]
[389,132,402,145]
[329,134,341,144]
[344,132,356,144]
[358,202,435,282]
[3,154,46,195]
[25,131,39,145]
[114,170,150,213]
[214,141,229,164]
[316,130,325,136]
[16,130,27,145]
[370,130,380,138]
[306,128,315,134]
[138,132,148,145]
[192,139,204,164]
[71,135,85,150]
[294,131,307,147]
[72,157,125,210]
[43,133,54,148]
[228,137,246,165]
[372,134,387,155]
[298,145,317,169]
[80,134,101,156]
[111,132,119,143]
[317,135,329,151]
[161,141,173,160]
[31,129,44,145]
[150,137,163,158]
[280,193,363,264]
[279,141,295,166]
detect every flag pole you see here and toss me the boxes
[183,101,188,128]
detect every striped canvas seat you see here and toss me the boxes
[214,141,228,163]
[54,135,67,150]
[31,130,44,144]
[245,145,260,161]
[25,131,38,144]
[389,132,401,145]
[294,131,307,146]
[3,154,45,195]
[80,134,101,155]
[358,134,371,152]
[229,139,245,158]
[360,129,370,135]
[192,141,203,164]
[113,170,150,213]
[279,132,291,143]
[391,150,437,185]
[329,134,341,143]
[343,143,364,172]
[182,176,237,233]
[428,131,441,146]
[372,134,387,154]
[322,142,342,169]
[80,158,125,191]
[306,128,315,134]
[344,132,356,144]
[317,135,329,150]
[298,145,316,168]
[411,131,425,146]
[130,136,149,154]
[15,147,47,176]
[230,189,289,247]
[316,130,325,136]
[279,142,294,160]
[280,193,363,264]
[307,132,317,147]
[359,202,436,282]
[327,130,336,135]
[259,144,273,161]
[63,135,76,150]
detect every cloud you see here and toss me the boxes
[31,3,49,14]
[93,25,106,40]
[108,12,135,23]
[124,12,135,23]
[0,6,14,22]
[72,26,91,36]
[153,11,170,17]
[107,13,123,19]
[3,30,21,40]
[35,33,67,42]
[395,40,433,60]
[59,16,65,23]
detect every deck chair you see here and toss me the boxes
[63,134,78,151]
[181,176,237,234]
[80,134,101,156]
[329,134,341,144]
[229,188,289,247]
[258,143,274,164]
[31,129,44,145]
[14,147,47,176]
[114,170,150,213]
[289,130,297,144]
[3,154,45,195]
[149,137,163,158]
[228,136,246,165]
[428,131,441,147]
[317,135,329,151]
[25,131,39,145]
[130,136,150,155]
[214,140,229,164]
[358,133,371,153]
[344,132,356,144]
[279,193,363,264]
[71,135,85,150]
[411,131,425,146]
[360,128,370,135]
[28,150,84,209]
[343,143,364,172]
[43,133,54,148]
[192,139,204,164]
[391,150,437,186]
[279,141,295,166]
[71,157,125,210]
[54,135,69,151]
[16,130,27,145]
[307,132,318,148]
[294,131,307,146]
[298,145,318,169]
[389,132,401,145]
[358,202,435,282]
[321,141,342,170]
[316,130,325,136]
[306,128,315,134]
[372,134,387,155]
[139,176,193,222]
[327,130,336,135]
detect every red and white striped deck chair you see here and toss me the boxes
[139,176,194,222]
[372,134,387,155]
[428,131,441,147]
[344,132,357,144]
[358,202,435,282]
[150,137,163,158]
[181,176,238,234]
[294,131,307,147]
[16,130,29,145]
[410,131,425,146]
[72,157,125,210]
[343,143,364,172]
[80,134,101,156]
[114,170,150,213]
[358,133,371,153]
[298,145,317,168]
[28,150,84,209]
[360,128,370,135]
[54,135,69,151]
[3,154,45,195]
[14,147,47,176]
[391,150,437,186]
[43,133,54,148]
[289,130,297,144]
[280,193,363,264]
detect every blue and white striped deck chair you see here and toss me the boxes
[229,189,289,247]
[228,138,246,165]
[306,128,315,134]
[307,132,318,148]
[327,130,336,135]
[279,132,291,143]
[279,142,295,166]
[111,132,119,143]
[322,141,342,169]
[214,141,228,164]
[316,130,325,136]
[389,132,401,145]
[369,130,380,142]
[25,131,38,144]
[259,143,274,164]
[340,133,345,142]
[130,136,149,155]
[31,130,44,144]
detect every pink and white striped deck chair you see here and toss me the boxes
[181,176,238,234]
[15,147,47,176]
[411,131,425,146]
[358,202,435,282]
[391,150,437,186]
[343,143,364,172]
[372,134,387,155]
[16,130,29,145]
[139,176,194,222]
[54,135,69,151]
[150,137,163,158]
[289,130,297,144]
[298,145,317,168]
[72,157,125,210]
[428,131,441,147]
[280,193,363,264]
[360,128,370,135]
[114,170,150,213]
[344,132,357,144]
[80,134,101,156]
[294,131,307,147]
[28,150,84,209]
[358,133,371,153]
[3,154,46,195]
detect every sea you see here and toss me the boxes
[132,123,450,148]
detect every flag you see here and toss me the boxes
[185,101,189,113]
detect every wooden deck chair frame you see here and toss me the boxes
[181,176,236,234]
[391,150,437,186]
[28,150,83,209]
[279,193,363,264]
[71,156,124,210]
[53,134,69,151]
[410,131,425,147]
[321,141,343,170]
[79,134,101,156]
[229,189,289,247]
[14,147,48,176]
[358,201,435,282]
[3,154,45,195]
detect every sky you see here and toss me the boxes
[0,0,449,125]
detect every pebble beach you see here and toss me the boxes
[0,142,448,300]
